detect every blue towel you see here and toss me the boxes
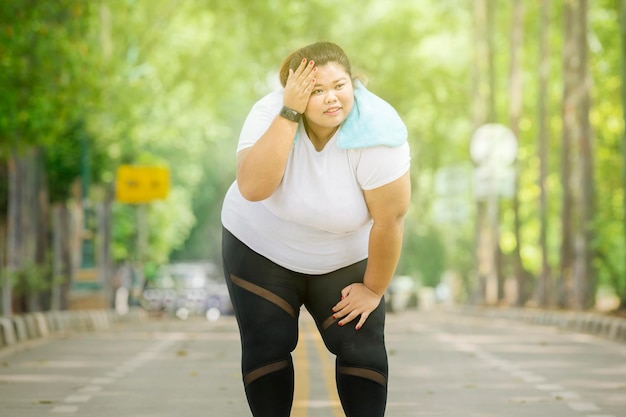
[336,80,407,149]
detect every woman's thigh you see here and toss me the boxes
[222,228,306,365]
[304,260,387,363]
[303,260,368,332]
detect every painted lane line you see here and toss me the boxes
[307,399,339,408]
[308,320,343,417]
[535,384,564,391]
[49,339,178,415]
[454,343,477,353]
[123,360,144,368]
[509,369,546,383]
[568,402,601,412]
[64,395,91,403]
[522,375,546,383]
[495,362,518,372]
[77,386,102,393]
[292,324,309,417]
[51,405,78,413]
[426,328,616,417]
[553,391,580,400]
[90,377,114,385]
[510,370,534,378]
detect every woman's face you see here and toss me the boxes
[303,62,354,131]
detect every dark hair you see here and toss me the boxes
[279,42,352,87]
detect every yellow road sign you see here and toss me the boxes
[115,165,170,204]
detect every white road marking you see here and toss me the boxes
[90,377,114,385]
[77,386,102,393]
[553,391,580,400]
[51,405,78,413]
[568,402,601,412]
[522,375,546,383]
[64,395,91,403]
[431,331,614,417]
[535,384,564,391]
[50,339,177,414]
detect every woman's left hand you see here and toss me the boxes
[332,283,383,330]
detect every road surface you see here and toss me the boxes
[0,309,624,417]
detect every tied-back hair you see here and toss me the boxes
[279,41,352,87]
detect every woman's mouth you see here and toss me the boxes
[325,106,342,115]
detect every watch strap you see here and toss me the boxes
[279,106,301,123]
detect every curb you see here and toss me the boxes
[454,306,626,343]
[0,308,149,350]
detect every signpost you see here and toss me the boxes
[470,124,517,304]
[115,165,170,204]
[433,165,472,225]
[114,165,171,310]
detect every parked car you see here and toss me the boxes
[141,262,233,320]
[385,275,419,312]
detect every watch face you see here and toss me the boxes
[280,106,300,122]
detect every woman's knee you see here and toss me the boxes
[322,325,387,368]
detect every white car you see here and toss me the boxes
[141,262,233,319]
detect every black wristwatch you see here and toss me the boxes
[279,106,301,123]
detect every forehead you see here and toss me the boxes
[314,62,350,85]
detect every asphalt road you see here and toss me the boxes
[0,309,624,417]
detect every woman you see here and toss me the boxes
[221,41,411,417]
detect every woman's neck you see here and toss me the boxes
[304,121,339,152]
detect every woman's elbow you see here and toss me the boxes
[237,180,272,202]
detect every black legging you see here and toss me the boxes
[221,227,388,417]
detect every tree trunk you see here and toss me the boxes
[2,147,52,314]
[508,0,527,306]
[0,222,5,313]
[472,0,489,304]
[472,0,489,127]
[97,185,114,308]
[559,0,578,309]
[31,147,50,312]
[486,0,497,123]
[618,0,626,308]
[51,204,63,311]
[487,0,505,304]
[537,0,552,307]
[51,202,76,311]
[471,0,502,305]
[576,0,595,309]
[2,150,19,316]
[560,0,594,310]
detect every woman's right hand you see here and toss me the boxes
[283,58,317,114]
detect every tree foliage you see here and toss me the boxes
[0,0,624,312]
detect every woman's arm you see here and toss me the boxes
[237,59,316,201]
[236,117,299,201]
[332,170,411,329]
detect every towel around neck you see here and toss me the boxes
[294,80,407,149]
[335,80,407,149]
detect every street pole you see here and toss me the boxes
[135,203,148,301]
[471,124,517,306]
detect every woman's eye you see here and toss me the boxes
[336,83,345,90]
[313,89,324,95]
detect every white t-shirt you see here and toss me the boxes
[221,89,411,274]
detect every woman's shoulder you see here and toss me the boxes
[251,89,283,111]
[348,140,410,156]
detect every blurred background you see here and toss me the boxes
[0,0,624,318]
